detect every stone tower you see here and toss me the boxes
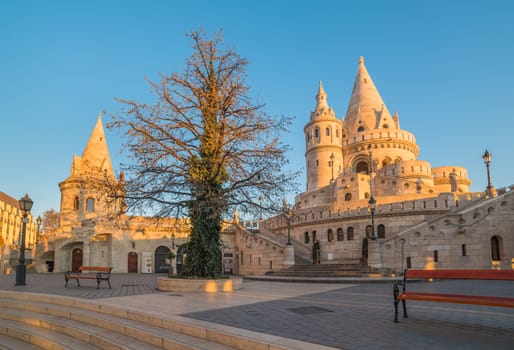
[342,57,420,183]
[304,81,344,191]
[58,114,117,228]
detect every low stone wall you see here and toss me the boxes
[157,276,243,293]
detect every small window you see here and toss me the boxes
[312,231,317,242]
[304,232,310,244]
[462,244,466,256]
[406,257,412,268]
[328,229,334,242]
[336,129,339,138]
[365,225,372,238]
[315,128,319,138]
[86,198,95,212]
[347,227,354,241]
[326,128,330,136]
[357,126,365,132]
[345,193,352,201]
[377,224,385,239]
[337,228,344,241]
[74,196,80,211]
[434,250,438,262]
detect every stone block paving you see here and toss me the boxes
[184,280,514,350]
[0,272,160,299]
[1,273,514,350]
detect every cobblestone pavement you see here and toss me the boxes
[1,273,514,350]
[0,272,160,299]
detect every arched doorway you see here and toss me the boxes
[41,251,55,272]
[72,248,83,272]
[491,236,502,261]
[128,252,138,273]
[154,246,171,273]
[356,161,369,174]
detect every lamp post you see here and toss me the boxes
[482,149,495,196]
[368,145,376,240]
[16,194,33,286]
[282,199,292,245]
[36,215,42,243]
[329,153,335,182]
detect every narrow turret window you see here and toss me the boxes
[315,128,319,138]
[86,198,95,212]
[326,128,330,136]
[74,196,80,211]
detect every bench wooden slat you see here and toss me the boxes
[394,268,514,323]
[64,266,113,289]
[398,292,514,308]
[405,269,514,280]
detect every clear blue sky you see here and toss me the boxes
[1,0,513,218]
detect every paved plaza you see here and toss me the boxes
[1,272,514,349]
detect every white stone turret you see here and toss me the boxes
[304,82,344,191]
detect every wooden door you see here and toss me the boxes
[128,252,138,273]
[72,248,83,272]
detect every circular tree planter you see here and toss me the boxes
[157,276,243,293]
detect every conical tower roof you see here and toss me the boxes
[344,57,394,133]
[310,81,336,120]
[80,113,114,177]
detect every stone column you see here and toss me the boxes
[284,245,295,266]
[367,239,382,269]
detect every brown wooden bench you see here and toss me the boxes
[394,269,514,323]
[64,266,113,289]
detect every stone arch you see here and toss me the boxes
[356,161,369,174]
[154,245,171,273]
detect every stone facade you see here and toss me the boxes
[0,192,38,274]
[262,57,513,273]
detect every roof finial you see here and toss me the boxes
[359,56,364,65]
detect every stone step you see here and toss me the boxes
[0,317,99,350]
[0,334,42,350]
[0,291,293,350]
[0,299,237,350]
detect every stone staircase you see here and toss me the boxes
[0,291,291,350]
[268,262,371,278]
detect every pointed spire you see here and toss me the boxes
[81,113,114,177]
[344,57,393,132]
[316,81,328,109]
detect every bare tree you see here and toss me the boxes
[109,30,298,277]
[41,209,59,231]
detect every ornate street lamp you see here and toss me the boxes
[482,149,495,196]
[282,198,292,245]
[36,215,42,243]
[16,193,33,286]
[368,145,376,240]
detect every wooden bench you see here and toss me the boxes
[64,266,113,289]
[393,269,514,323]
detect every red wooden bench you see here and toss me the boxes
[394,269,514,323]
[64,266,113,289]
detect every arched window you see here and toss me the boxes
[365,225,372,238]
[86,198,95,212]
[304,232,310,244]
[356,161,369,174]
[315,128,319,138]
[336,129,339,138]
[491,236,501,261]
[337,228,344,241]
[327,229,334,242]
[73,196,80,211]
[326,127,330,136]
[345,193,352,201]
[377,224,385,239]
[347,227,354,241]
